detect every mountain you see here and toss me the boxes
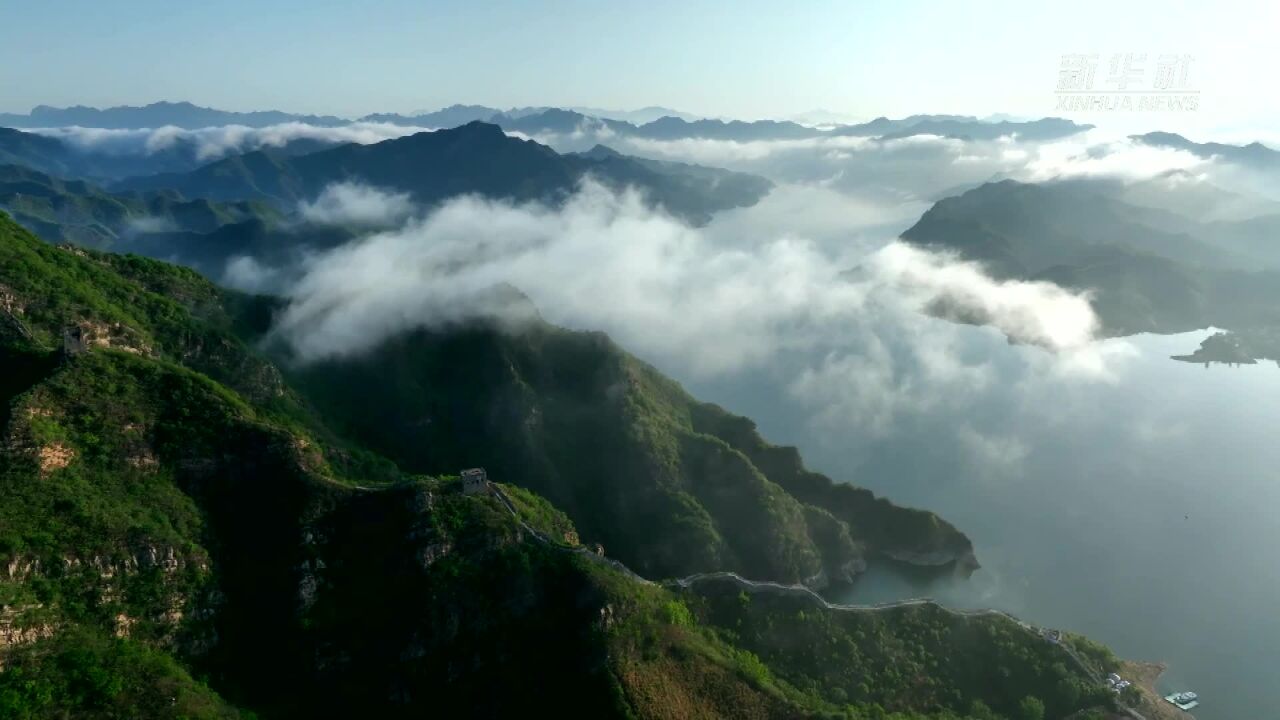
[114,122,774,225]
[0,100,348,129]
[279,314,978,585]
[493,108,633,136]
[880,117,1090,142]
[902,179,1280,342]
[569,105,700,124]
[0,163,370,282]
[632,115,825,141]
[833,115,1091,141]
[1114,169,1280,222]
[0,126,342,183]
[488,110,1091,144]
[0,163,280,251]
[358,106,700,129]
[0,128,83,179]
[1131,131,1280,170]
[3,101,1095,148]
[571,143,774,219]
[0,211,1130,718]
[358,103,503,127]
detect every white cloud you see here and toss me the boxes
[124,215,177,234]
[956,426,1029,477]
[513,125,1258,209]
[271,180,872,370]
[259,180,1123,448]
[868,242,1099,352]
[223,255,283,294]
[1017,131,1208,182]
[298,181,414,227]
[30,121,431,161]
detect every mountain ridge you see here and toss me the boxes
[0,211,1134,719]
[112,122,774,224]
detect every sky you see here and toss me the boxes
[1,0,1275,138]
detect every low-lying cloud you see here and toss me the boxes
[298,181,414,227]
[870,242,1099,352]
[259,180,1116,448]
[517,126,1246,206]
[31,121,430,162]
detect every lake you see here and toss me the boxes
[683,328,1280,720]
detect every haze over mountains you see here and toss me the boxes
[1,99,1095,143]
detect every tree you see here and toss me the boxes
[1017,695,1045,720]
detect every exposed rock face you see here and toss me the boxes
[114,612,136,638]
[66,320,155,356]
[5,556,41,581]
[418,542,453,568]
[37,441,75,475]
[0,283,21,315]
[0,605,56,662]
[5,547,204,607]
[0,621,55,649]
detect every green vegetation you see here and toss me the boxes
[678,582,1116,719]
[0,212,1121,718]
[284,320,973,586]
[0,629,245,719]
[0,163,280,252]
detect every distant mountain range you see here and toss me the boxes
[3,100,1095,144]
[1131,132,1279,170]
[0,122,773,279]
[0,100,348,129]
[442,109,1093,144]
[0,101,696,132]
[113,122,774,225]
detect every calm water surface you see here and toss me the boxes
[684,329,1280,720]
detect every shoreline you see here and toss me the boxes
[1118,660,1196,720]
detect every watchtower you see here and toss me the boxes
[461,468,489,495]
[62,326,87,357]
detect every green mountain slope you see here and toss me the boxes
[0,212,1123,719]
[281,321,977,586]
[0,163,281,252]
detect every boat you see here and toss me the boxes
[1164,691,1200,710]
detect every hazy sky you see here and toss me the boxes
[1,0,1274,137]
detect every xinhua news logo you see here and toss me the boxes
[1055,53,1199,112]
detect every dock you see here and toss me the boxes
[1164,693,1200,711]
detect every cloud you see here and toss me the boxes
[298,181,414,227]
[256,179,1122,452]
[271,180,873,370]
[30,121,430,161]
[223,255,285,294]
[956,426,1030,478]
[514,125,1245,208]
[868,242,1099,352]
[124,215,178,234]
[1017,132,1208,182]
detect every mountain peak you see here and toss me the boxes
[579,144,624,160]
